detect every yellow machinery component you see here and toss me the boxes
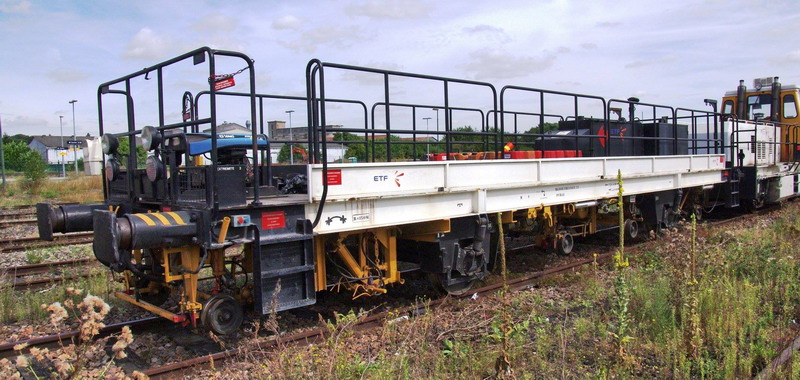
[316,226,408,298]
[539,206,556,227]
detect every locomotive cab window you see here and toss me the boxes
[722,100,734,115]
[783,94,798,119]
[747,94,772,120]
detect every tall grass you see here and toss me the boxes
[0,175,102,207]
[207,205,800,379]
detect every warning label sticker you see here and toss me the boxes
[327,169,342,185]
[261,211,285,230]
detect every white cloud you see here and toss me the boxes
[461,48,555,80]
[595,21,621,28]
[278,25,363,53]
[190,13,237,33]
[45,48,62,61]
[47,68,89,83]
[625,55,677,69]
[340,61,406,86]
[347,0,432,20]
[272,15,300,30]
[462,24,510,43]
[783,50,800,63]
[4,115,49,130]
[0,0,31,14]
[121,27,174,60]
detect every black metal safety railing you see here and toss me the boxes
[500,85,609,157]
[305,59,499,227]
[675,108,721,155]
[728,118,800,169]
[194,90,370,186]
[369,102,488,161]
[606,99,682,156]
[98,47,260,215]
[98,47,800,226]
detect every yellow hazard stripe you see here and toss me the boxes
[151,213,171,226]
[132,213,156,226]
[166,212,186,225]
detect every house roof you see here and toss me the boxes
[29,135,91,148]
[202,122,253,134]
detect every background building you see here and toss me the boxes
[28,135,88,166]
[202,121,253,135]
[267,120,342,142]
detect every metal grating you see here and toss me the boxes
[176,166,208,204]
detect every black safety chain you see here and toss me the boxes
[209,66,249,83]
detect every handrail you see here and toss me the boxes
[306,59,498,227]
[98,47,258,213]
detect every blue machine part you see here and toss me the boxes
[185,133,269,155]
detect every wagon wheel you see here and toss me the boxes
[429,273,476,296]
[556,230,574,256]
[742,197,764,214]
[201,294,243,335]
[624,219,639,241]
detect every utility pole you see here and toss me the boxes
[60,116,66,177]
[0,113,5,189]
[285,110,295,165]
[432,107,440,153]
[423,117,432,156]
[69,99,78,174]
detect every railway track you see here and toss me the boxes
[143,252,615,378]
[0,205,786,377]
[0,218,37,228]
[0,202,75,218]
[0,232,93,253]
[0,317,163,360]
[1,258,99,291]
[143,206,788,377]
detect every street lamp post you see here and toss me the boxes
[285,110,295,165]
[69,99,78,174]
[432,107,440,136]
[423,117,432,156]
[59,116,65,177]
[432,107,440,153]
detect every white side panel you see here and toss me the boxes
[307,154,726,234]
[779,175,795,199]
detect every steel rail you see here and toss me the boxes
[144,205,789,377]
[0,317,163,359]
[0,232,94,253]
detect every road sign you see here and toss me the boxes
[67,140,81,145]
[56,146,68,150]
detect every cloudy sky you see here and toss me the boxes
[1,0,799,137]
